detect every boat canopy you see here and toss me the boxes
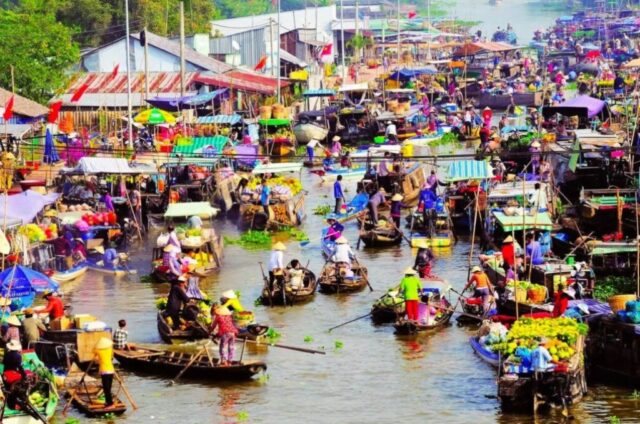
[559,95,606,118]
[590,242,638,256]
[338,83,370,92]
[164,202,219,219]
[387,67,437,81]
[0,190,60,224]
[196,114,242,125]
[446,160,493,182]
[70,157,157,175]
[252,162,303,174]
[493,211,553,231]
[171,136,231,157]
[303,88,336,97]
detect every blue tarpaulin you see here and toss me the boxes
[446,160,493,182]
[43,128,60,164]
[387,67,437,81]
[0,265,59,309]
[196,114,242,125]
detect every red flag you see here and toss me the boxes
[254,55,268,71]
[2,95,14,121]
[408,10,417,19]
[110,64,119,80]
[70,83,89,102]
[47,101,63,124]
[320,43,333,57]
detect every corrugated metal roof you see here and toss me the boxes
[195,71,288,95]
[196,115,242,125]
[0,87,48,118]
[63,72,201,95]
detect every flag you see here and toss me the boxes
[320,43,334,64]
[47,101,63,124]
[70,83,89,102]
[255,55,268,71]
[2,96,14,121]
[408,10,417,19]
[109,64,119,81]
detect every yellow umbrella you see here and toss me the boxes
[133,108,176,124]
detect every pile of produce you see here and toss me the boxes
[506,280,547,303]
[487,317,588,363]
[18,224,47,243]
[28,391,48,409]
[594,276,636,302]
[616,300,640,324]
[79,211,117,226]
[58,203,92,212]
[313,205,332,215]
[246,176,303,196]
[224,230,273,249]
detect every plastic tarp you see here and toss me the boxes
[446,160,493,182]
[303,89,336,97]
[164,202,219,218]
[387,67,437,81]
[171,136,230,157]
[196,115,242,125]
[233,144,259,167]
[493,211,553,231]
[559,95,605,118]
[0,190,59,224]
[252,162,303,174]
[0,265,59,308]
[75,157,139,174]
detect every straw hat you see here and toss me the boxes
[24,308,34,316]
[471,266,482,273]
[0,297,10,307]
[6,316,21,327]
[214,306,232,316]
[6,340,21,351]
[44,210,58,217]
[332,136,341,142]
[392,193,403,201]
[403,267,418,275]
[531,141,541,148]
[503,236,514,243]
[94,246,105,254]
[94,337,113,350]
[378,187,386,193]
[221,290,237,300]
[74,238,84,244]
[42,291,54,299]
[336,236,348,244]
[272,242,286,251]
[178,274,188,282]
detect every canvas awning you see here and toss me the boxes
[252,162,303,174]
[72,157,157,174]
[559,95,606,118]
[164,202,219,218]
[338,83,370,92]
[0,190,60,224]
[590,242,638,255]
[446,160,493,182]
[195,115,242,125]
[171,136,231,157]
[493,211,553,231]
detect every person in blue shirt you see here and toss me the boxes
[260,177,271,216]
[418,188,438,236]
[531,340,553,372]
[525,232,544,265]
[334,175,345,214]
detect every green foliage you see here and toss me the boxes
[224,230,273,249]
[608,416,620,424]
[0,8,79,103]
[214,0,270,20]
[594,276,637,302]
[313,205,332,215]
[266,327,281,343]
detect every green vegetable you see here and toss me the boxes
[313,205,332,215]
[303,335,313,343]
[224,230,273,249]
[266,328,281,343]
[334,340,344,349]
[237,411,249,421]
[594,276,636,302]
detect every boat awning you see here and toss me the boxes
[0,124,34,138]
[493,211,553,231]
[72,157,157,174]
[338,83,369,92]
[0,190,60,224]
[387,67,437,81]
[183,89,228,106]
[446,160,493,182]
[164,202,219,219]
[303,88,336,97]
[488,181,542,201]
[590,242,638,255]
[559,95,605,118]
[195,115,242,125]
[195,74,278,95]
[146,90,227,111]
[575,129,623,149]
[252,162,303,174]
[160,157,221,167]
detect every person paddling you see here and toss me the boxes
[399,267,422,322]
[463,266,494,313]
[211,305,239,367]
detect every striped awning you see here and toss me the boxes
[171,136,231,157]
[196,115,242,125]
[303,88,336,97]
[446,160,493,182]
[493,211,553,231]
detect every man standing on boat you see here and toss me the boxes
[334,175,345,214]
[93,338,116,410]
[260,177,271,217]
[268,242,287,293]
[306,138,322,162]
[399,268,422,322]
[367,187,387,226]
[385,121,398,144]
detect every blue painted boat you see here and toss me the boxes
[469,336,500,367]
[321,166,367,181]
[320,228,336,258]
[324,192,369,223]
[51,262,88,283]
[87,255,136,276]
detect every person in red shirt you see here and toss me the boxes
[552,284,570,317]
[501,236,516,267]
[38,291,65,320]
[210,305,238,366]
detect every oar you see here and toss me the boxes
[354,256,373,292]
[388,219,411,245]
[258,261,272,307]
[170,342,208,384]
[240,338,326,354]
[114,370,138,410]
[328,311,375,332]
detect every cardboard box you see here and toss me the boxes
[74,314,96,329]
[50,317,72,331]
[76,330,112,363]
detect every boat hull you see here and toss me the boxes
[51,264,88,282]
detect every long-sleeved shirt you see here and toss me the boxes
[531,346,553,371]
[377,160,390,177]
[333,180,344,200]
[399,276,422,300]
[268,250,284,271]
[526,241,544,265]
[23,317,46,345]
[166,284,190,314]
[414,248,434,268]
[41,297,64,320]
[332,244,354,264]
[369,191,386,206]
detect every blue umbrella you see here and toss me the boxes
[43,128,60,164]
[0,265,59,310]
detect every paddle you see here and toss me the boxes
[328,311,375,332]
[353,256,373,292]
[388,218,411,245]
[170,342,209,384]
[258,262,272,307]
[114,370,138,410]
[240,338,326,354]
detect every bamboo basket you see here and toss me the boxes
[608,294,637,313]
[259,106,273,120]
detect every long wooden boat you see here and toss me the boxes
[497,298,553,316]
[114,347,267,381]
[325,192,369,223]
[260,267,317,306]
[157,311,269,344]
[51,263,88,283]
[67,386,127,417]
[371,288,405,323]
[318,260,369,294]
[469,336,500,367]
[394,298,453,335]
[87,256,135,276]
[359,225,403,248]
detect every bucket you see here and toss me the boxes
[374,136,386,144]
[609,294,637,313]
[259,106,272,120]
[566,255,575,265]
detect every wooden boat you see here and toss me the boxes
[87,254,135,276]
[320,228,336,258]
[157,311,269,344]
[318,260,369,294]
[35,328,113,368]
[260,265,317,306]
[359,223,403,248]
[456,297,485,325]
[51,262,88,282]
[293,122,329,143]
[324,192,369,223]
[498,336,587,411]
[68,386,127,417]
[476,92,541,109]
[409,209,454,249]
[114,347,267,381]
[394,297,453,335]
[371,288,405,323]
[469,336,500,367]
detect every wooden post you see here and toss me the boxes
[179,1,185,97]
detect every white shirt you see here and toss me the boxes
[289,269,305,289]
[307,139,320,148]
[385,124,397,136]
[268,250,284,271]
[332,244,354,264]
[530,189,548,211]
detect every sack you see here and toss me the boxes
[156,233,170,247]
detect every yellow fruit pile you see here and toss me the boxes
[247,176,303,195]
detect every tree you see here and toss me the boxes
[56,0,114,47]
[0,9,79,103]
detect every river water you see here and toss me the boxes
[55,3,640,423]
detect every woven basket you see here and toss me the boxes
[259,106,272,120]
[609,294,637,313]
[514,288,527,303]
[527,286,547,303]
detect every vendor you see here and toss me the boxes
[463,266,494,313]
[37,291,65,322]
[166,276,190,329]
[220,290,244,312]
[325,216,344,241]
[288,259,305,290]
[187,215,203,229]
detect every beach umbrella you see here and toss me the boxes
[134,108,177,125]
[42,128,60,164]
[0,265,59,310]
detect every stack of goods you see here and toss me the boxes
[485,317,588,373]
[18,224,48,243]
[506,281,548,304]
[477,321,509,350]
[247,176,303,198]
[616,300,640,324]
